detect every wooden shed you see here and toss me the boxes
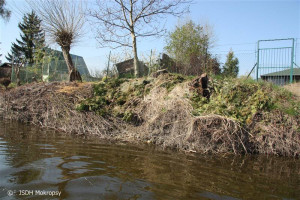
[115,59,148,77]
[0,63,12,79]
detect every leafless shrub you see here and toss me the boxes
[88,0,191,77]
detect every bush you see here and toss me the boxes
[191,77,300,125]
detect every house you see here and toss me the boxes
[0,63,12,79]
[261,68,300,85]
[115,58,148,77]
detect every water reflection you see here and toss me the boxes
[0,120,299,200]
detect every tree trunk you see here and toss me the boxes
[131,33,140,77]
[61,46,82,82]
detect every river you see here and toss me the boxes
[0,120,299,200]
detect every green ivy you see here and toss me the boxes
[191,77,299,125]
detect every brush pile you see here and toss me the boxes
[0,73,299,156]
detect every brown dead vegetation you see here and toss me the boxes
[0,82,121,138]
[0,74,299,157]
[284,82,300,99]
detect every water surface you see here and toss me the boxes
[0,120,299,200]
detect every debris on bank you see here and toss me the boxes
[0,73,299,157]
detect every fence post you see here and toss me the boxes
[106,51,111,80]
[290,38,295,84]
[41,56,45,82]
[25,63,28,83]
[256,41,260,81]
[148,49,152,76]
[47,56,51,82]
[11,56,14,83]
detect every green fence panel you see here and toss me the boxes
[256,38,296,85]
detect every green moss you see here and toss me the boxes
[76,78,154,117]
[122,111,134,122]
[160,73,187,92]
[76,78,127,116]
[133,83,146,97]
[161,107,167,113]
[77,75,299,124]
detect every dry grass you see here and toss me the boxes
[284,82,300,99]
[249,111,300,157]
[1,76,299,157]
[56,82,92,94]
[120,76,251,154]
[0,82,121,138]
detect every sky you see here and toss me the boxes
[0,0,299,77]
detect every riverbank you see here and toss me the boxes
[0,73,299,156]
[1,120,299,200]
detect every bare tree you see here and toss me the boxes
[89,0,190,77]
[26,0,85,82]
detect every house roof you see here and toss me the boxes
[261,68,300,77]
[115,58,134,67]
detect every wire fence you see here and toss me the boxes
[215,40,300,84]
[10,58,98,84]
[8,40,299,85]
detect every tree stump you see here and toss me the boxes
[151,69,168,78]
[189,73,210,100]
[0,77,11,90]
[69,69,82,82]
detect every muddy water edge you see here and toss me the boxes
[0,120,299,200]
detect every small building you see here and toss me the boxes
[261,68,300,85]
[158,53,176,72]
[116,58,135,75]
[0,63,12,79]
[115,58,148,77]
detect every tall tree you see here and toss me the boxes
[164,20,219,75]
[27,0,85,82]
[89,0,190,77]
[0,0,11,21]
[6,11,45,64]
[223,50,239,77]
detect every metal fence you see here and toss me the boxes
[8,38,299,85]
[10,58,95,84]
[255,38,297,85]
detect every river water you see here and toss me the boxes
[0,120,299,200]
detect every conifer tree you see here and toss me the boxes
[6,11,45,64]
[223,50,239,77]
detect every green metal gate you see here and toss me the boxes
[256,38,296,85]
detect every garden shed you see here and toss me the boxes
[0,63,12,79]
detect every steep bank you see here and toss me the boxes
[0,74,299,156]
